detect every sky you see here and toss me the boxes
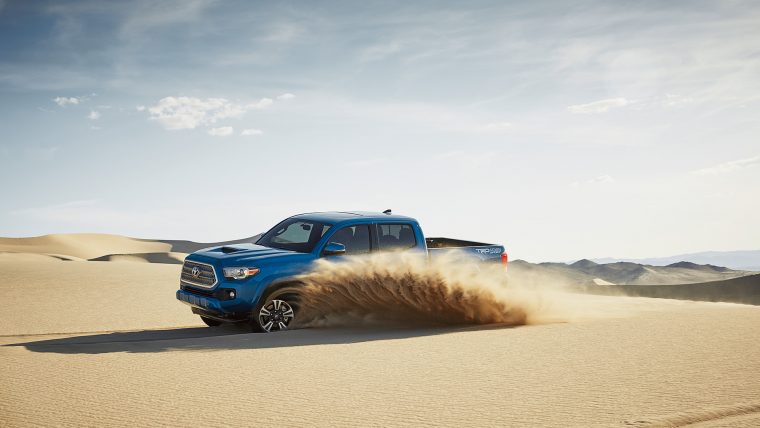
[0,0,759,262]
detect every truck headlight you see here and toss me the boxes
[222,267,260,280]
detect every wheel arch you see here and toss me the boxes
[257,279,306,305]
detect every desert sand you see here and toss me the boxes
[2,240,760,427]
[0,234,172,261]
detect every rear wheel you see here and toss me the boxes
[252,291,298,333]
[200,316,222,327]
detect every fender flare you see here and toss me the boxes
[258,279,306,303]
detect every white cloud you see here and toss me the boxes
[249,98,273,109]
[53,96,80,107]
[147,97,243,130]
[145,96,272,130]
[276,93,295,100]
[136,105,146,111]
[567,98,630,114]
[87,110,101,120]
[208,126,234,137]
[693,156,760,176]
[240,128,263,136]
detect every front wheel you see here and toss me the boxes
[252,292,298,333]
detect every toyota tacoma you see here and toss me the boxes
[176,211,508,332]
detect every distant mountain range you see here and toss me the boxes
[510,258,751,287]
[587,250,760,271]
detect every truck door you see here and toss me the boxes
[374,223,418,252]
[323,225,371,256]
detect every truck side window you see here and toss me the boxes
[376,224,416,251]
[328,225,371,255]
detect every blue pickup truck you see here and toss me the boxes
[176,211,507,332]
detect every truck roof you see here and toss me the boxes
[291,211,417,224]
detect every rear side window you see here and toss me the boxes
[327,225,371,255]
[376,224,416,251]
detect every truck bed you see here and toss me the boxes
[426,237,506,264]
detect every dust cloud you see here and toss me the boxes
[291,251,576,328]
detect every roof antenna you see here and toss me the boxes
[383,209,392,215]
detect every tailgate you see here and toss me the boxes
[428,245,506,263]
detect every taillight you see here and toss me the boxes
[501,252,508,266]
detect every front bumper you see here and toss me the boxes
[176,288,252,322]
[176,289,222,312]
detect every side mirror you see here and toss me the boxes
[323,242,346,256]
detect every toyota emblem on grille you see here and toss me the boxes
[191,266,201,278]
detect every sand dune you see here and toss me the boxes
[89,252,187,264]
[596,273,760,306]
[154,234,261,254]
[0,252,83,262]
[2,255,760,427]
[0,233,171,260]
[0,233,260,263]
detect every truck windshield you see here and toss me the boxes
[256,218,332,253]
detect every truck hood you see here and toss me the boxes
[192,243,306,263]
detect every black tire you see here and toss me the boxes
[251,290,300,333]
[200,315,223,327]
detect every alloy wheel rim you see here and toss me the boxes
[258,299,294,332]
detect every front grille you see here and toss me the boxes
[180,260,218,289]
[181,284,214,296]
